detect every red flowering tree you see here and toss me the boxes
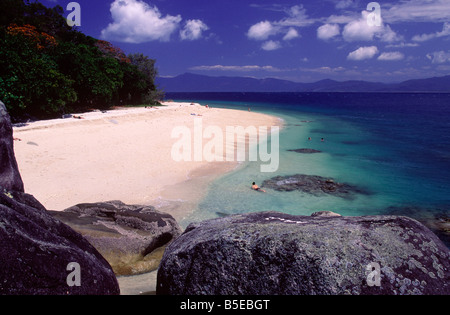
[7,23,57,50]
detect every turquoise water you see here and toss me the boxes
[168,93,450,246]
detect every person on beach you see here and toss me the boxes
[252,182,266,192]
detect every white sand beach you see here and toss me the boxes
[13,102,280,222]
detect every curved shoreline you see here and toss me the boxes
[13,102,282,221]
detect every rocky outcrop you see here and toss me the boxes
[0,191,120,295]
[50,201,182,276]
[0,101,119,295]
[157,211,450,295]
[0,101,24,192]
[261,174,370,198]
[288,148,322,154]
[384,205,450,248]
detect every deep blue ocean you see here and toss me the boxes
[167,92,450,247]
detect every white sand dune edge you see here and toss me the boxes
[13,102,281,222]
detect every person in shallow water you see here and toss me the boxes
[252,182,266,192]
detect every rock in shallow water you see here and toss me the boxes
[157,211,450,295]
[287,148,322,154]
[261,174,370,199]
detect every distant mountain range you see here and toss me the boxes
[156,73,450,93]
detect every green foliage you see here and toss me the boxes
[128,53,164,104]
[0,28,76,118]
[0,0,162,121]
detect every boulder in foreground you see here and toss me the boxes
[0,101,24,192]
[157,211,450,295]
[0,192,120,295]
[0,100,119,295]
[50,201,182,276]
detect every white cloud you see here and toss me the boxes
[261,40,282,51]
[384,0,450,23]
[386,42,419,48]
[101,0,182,43]
[335,0,357,9]
[426,51,450,64]
[277,5,316,28]
[347,46,379,60]
[412,22,450,42]
[300,66,346,74]
[283,28,300,41]
[317,24,340,40]
[247,21,277,40]
[247,5,314,45]
[378,51,405,61]
[189,65,283,72]
[326,14,358,24]
[180,19,209,41]
[342,11,402,43]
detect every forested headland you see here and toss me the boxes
[0,0,163,122]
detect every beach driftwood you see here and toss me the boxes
[157,211,450,295]
[50,201,182,276]
[0,101,119,295]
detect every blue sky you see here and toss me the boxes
[43,0,450,83]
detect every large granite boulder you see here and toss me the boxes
[50,201,182,276]
[0,101,119,295]
[157,211,450,295]
[0,101,24,192]
[0,191,120,295]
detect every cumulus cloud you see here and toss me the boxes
[347,46,379,60]
[180,19,209,40]
[101,0,208,43]
[378,51,405,61]
[342,11,402,43]
[247,21,277,40]
[247,5,313,45]
[261,40,282,51]
[283,28,300,41]
[412,22,450,42]
[426,51,450,64]
[101,0,182,43]
[317,24,340,40]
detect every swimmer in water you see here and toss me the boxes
[251,182,266,192]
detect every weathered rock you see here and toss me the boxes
[0,102,119,295]
[157,211,450,295]
[261,174,370,199]
[0,189,120,295]
[0,100,24,192]
[311,210,342,217]
[50,201,182,276]
[385,205,450,248]
[288,148,322,154]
